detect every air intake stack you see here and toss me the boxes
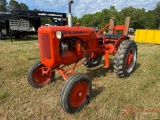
[68,0,74,27]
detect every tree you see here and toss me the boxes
[8,0,20,11]
[41,18,53,25]
[120,7,146,29]
[144,10,157,29]
[8,0,29,11]
[154,1,160,29]
[72,16,78,26]
[78,14,93,26]
[33,8,40,11]
[0,0,8,12]
[110,5,116,13]
[74,4,159,29]
[100,9,111,27]
[19,2,29,10]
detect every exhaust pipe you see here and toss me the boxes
[68,0,74,27]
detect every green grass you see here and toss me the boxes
[0,38,160,120]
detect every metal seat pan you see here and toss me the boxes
[104,34,123,39]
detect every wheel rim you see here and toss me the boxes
[33,65,51,85]
[69,81,88,108]
[126,48,136,73]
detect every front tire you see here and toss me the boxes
[114,40,137,78]
[27,61,55,88]
[60,73,92,114]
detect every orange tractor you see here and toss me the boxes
[27,1,137,114]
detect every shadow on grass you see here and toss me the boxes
[13,36,38,41]
[132,62,141,74]
[49,60,141,83]
[86,60,141,81]
[91,87,105,101]
[1,36,38,41]
[85,60,114,81]
[86,66,108,80]
[0,66,2,72]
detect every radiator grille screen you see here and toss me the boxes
[38,33,51,59]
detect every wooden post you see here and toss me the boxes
[124,17,131,35]
[108,17,115,34]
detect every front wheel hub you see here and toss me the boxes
[69,81,88,108]
[78,91,83,97]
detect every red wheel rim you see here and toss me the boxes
[33,65,51,85]
[69,81,88,108]
[126,51,133,69]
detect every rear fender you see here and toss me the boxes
[114,36,130,54]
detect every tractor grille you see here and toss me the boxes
[38,33,51,59]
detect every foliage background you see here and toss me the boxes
[0,0,160,28]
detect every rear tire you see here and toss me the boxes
[60,73,92,114]
[84,53,102,68]
[27,61,55,88]
[15,34,20,39]
[20,33,27,39]
[114,40,137,78]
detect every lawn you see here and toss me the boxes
[0,38,160,120]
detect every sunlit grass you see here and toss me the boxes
[0,38,160,119]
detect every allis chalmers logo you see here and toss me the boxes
[63,31,85,35]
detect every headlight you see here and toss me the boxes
[56,31,63,39]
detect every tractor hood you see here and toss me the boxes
[38,25,96,42]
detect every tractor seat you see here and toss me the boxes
[104,34,123,40]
